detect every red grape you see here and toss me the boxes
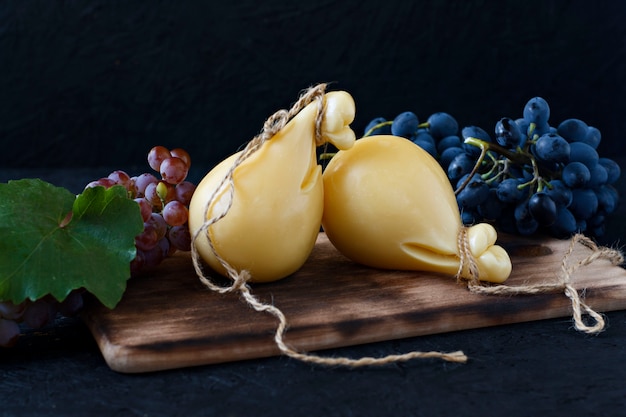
[148,146,172,172]
[162,200,189,227]
[160,157,188,185]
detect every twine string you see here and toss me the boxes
[461,232,624,334]
[190,83,468,366]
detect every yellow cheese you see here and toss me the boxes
[189,91,356,282]
[321,135,511,283]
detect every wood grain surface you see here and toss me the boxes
[82,233,626,373]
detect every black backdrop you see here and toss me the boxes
[2,1,626,179]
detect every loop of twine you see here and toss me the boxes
[459,230,624,334]
[190,83,468,367]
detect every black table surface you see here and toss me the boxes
[1,168,626,417]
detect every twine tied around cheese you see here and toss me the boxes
[190,83,468,367]
[456,227,624,334]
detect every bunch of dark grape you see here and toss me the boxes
[1,291,85,347]
[364,97,621,239]
[0,146,197,347]
[86,145,196,275]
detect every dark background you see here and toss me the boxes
[2,1,626,179]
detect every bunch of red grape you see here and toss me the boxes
[86,146,196,276]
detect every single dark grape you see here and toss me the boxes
[533,133,570,164]
[477,188,504,221]
[528,192,557,226]
[391,111,419,138]
[495,117,524,149]
[427,112,458,139]
[523,97,550,125]
[514,199,539,235]
[569,141,599,169]
[456,174,490,208]
[598,157,621,184]
[569,188,598,220]
[583,126,601,149]
[496,178,525,203]
[595,184,619,214]
[548,206,577,238]
[544,179,572,207]
[587,163,608,188]
[439,146,465,171]
[562,162,591,188]
[557,118,588,142]
[460,209,476,225]
[447,152,476,183]
[436,135,462,154]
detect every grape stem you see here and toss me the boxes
[460,137,556,195]
[363,121,393,137]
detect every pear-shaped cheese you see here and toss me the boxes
[189,91,356,282]
[322,135,511,283]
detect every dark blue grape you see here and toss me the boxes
[531,122,552,138]
[523,97,550,125]
[447,152,476,183]
[515,118,530,138]
[545,179,573,207]
[548,206,578,238]
[562,162,591,188]
[413,137,438,158]
[412,130,435,146]
[514,199,539,235]
[595,184,619,214]
[583,126,601,149]
[437,135,462,154]
[587,213,606,237]
[461,126,491,157]
[569,141,599,169]
[427,112,458,139]
[495,117,524,149]
[599,157,621,184]
[461,209,476,225]
[364,117,391,136]
[496,178,526,203]
[569,188,598,220]
[528,192,557,226]
[391,112,419,138]
[497,206,518,234]
[533,133,570,164]
[439,146,465,171]
[456,174,490,208]
[477,188,504,221]
[557,118,588,142]
[587,163,608,188]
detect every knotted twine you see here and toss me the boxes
[456,227,625,334]
[190,83,468,366]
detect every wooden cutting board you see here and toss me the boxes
[82,233,626,373]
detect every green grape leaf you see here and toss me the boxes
[0,179,143,309]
